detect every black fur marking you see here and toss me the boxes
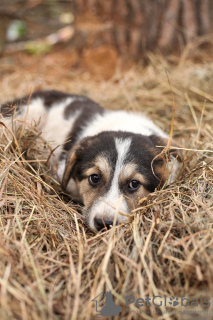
[124,134,166,192]
[0,98,24,117]
[31,90,81,109]
[0,90,90,117]
[63,100,104,152]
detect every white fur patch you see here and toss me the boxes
[78,110,168,141]
[41,98,81,159]
[89,138,132,229]
[3,97,47,129]
[6,97,82,161]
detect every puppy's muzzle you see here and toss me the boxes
[94,217,115,231]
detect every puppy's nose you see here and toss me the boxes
[94,218,114,231]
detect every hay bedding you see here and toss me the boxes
[0,51,213,320]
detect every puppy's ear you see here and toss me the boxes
[62,135,96,190]
[166,147,183,162]
[62,144,80,190]
[151,136,183,185]
[151,136,183,163]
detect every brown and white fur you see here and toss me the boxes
[1,90,182,231]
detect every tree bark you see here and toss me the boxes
[73,0,213,61]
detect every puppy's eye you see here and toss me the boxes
[89,174,100,186]
[127,180,140,191]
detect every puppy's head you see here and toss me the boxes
[62,132,182,231]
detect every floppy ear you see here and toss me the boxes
[166,147,183,162]
[150,135,183,164]
[153,135,183,162]
[151,136,183,185]
[62,135,97,190]
[62,144,80,191]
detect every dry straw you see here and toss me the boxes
[0,50,213,320]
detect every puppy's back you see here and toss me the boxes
[0,90,103,159]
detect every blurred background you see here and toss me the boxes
[0,0,213,80]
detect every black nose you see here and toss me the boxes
[94,218,114,231]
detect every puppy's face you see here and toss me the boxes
[62,132,181,231]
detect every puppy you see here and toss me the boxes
[1,90,182,231]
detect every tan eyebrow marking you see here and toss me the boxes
[84,156,111,181]
[119,163,147,185]
[85,166,100,176]
[120,163,137,180]
[95,156,111,176]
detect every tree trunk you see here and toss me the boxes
[73,0,213,61]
